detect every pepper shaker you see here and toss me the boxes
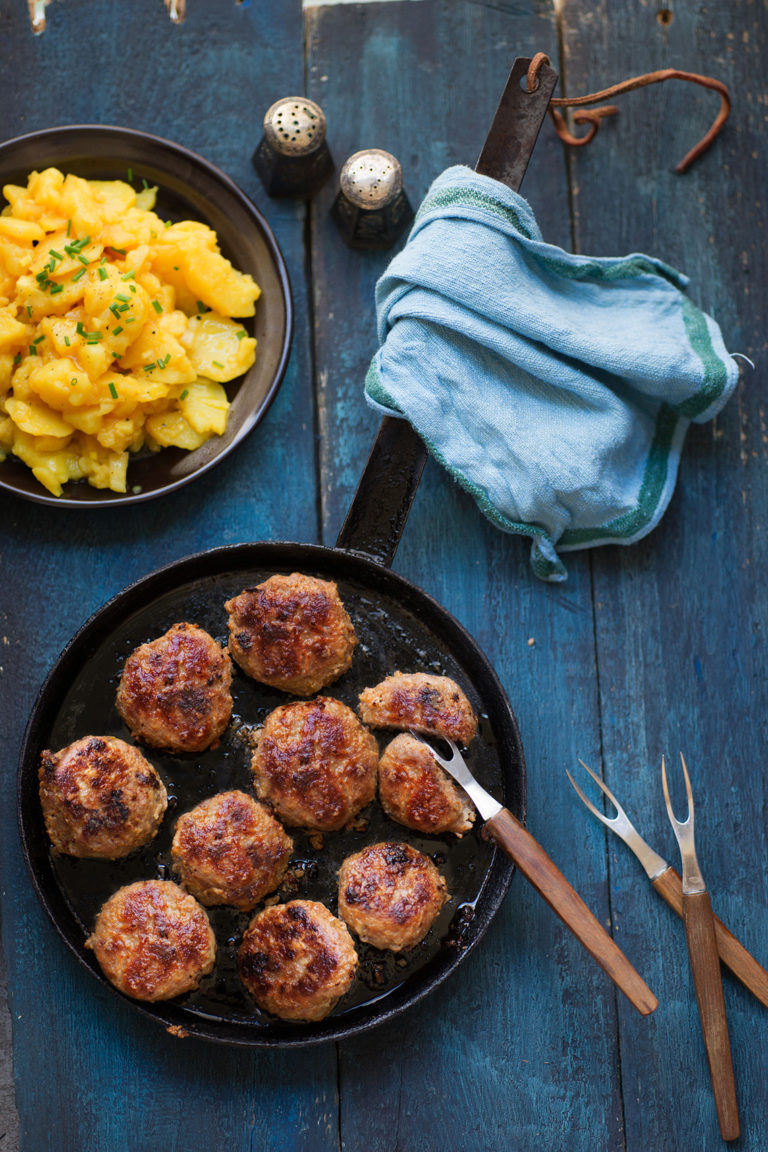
[253,97,333,198]
[332,149,413,250]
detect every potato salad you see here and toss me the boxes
[0,167,260,496]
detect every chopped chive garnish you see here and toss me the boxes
[125,317,136,324]
[115,293,130,303]
[108,381,118,399]
[129,285,136,294]
[85,331,103,342]
[76,322,86,336]
[151,300,162,314]
[117,303,130,313]
[212,360,224,368]
[112,352,122,360]
[111,247,126,255]
[142,178,149,190]
[143,363,156,372]
[49,283,64,295]
[70,377,77,386]
[98,267,108,281]
[32,335,45,344]
[236,330,246,341]
[26,305,32,317]
[164,220,172,228]
[49,249,63,261]
[159,354,171,368]
[127,167,133,182]
[66,219,72,237]
[180,388,189,400]
[109,304,121,319]
[121,271,135,281]
[64,336,70,346]
[173,265,179,271]
[77,254,89,266]
[71,268,87,282]
[131,485,142,494]
[12,353,21,365]
[195,301,207,313]
[112,325,124,336]
[29,345,37,356]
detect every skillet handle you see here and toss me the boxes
[335,57,559,567]
[485,807,659,1016]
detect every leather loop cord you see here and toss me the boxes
[526,51,730,173]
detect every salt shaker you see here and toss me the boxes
[253,97,333,198]
[331,149,413,250]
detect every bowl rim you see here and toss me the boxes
[0,123,293,508]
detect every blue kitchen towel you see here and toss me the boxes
[364,165,739,581]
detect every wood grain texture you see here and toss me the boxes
[561,0,768,1147]
[308,4,631,1150]
[683,891,740,1141]
[0,3,336,1151]
[652,866,768,1009]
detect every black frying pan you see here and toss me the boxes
[17,60,559,1047]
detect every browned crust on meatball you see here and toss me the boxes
[172,791,294,910]
[116,622,233,753]
[85,880,216,1001]
[338,842,448,952]
[225,573,357,695]
[38,736,167,859]
[358,672,477,745]
[238,899,358,1021]
[250,697,378,831]
[379,734,475,837]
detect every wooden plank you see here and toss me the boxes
[560,1,768,1148]
[308,3,637,1148]
[0,2,337,1149]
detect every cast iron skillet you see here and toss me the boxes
[17,60,559,1046]
[0,125,292,507]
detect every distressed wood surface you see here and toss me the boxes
[1,0,767,1149]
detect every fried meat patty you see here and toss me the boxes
[225,572,357,695]
[250,697,378,831]
[238,899,358,1021]
[116,622,232,753]
[39,735,167,859]
[338,842,447,951]
[172,790,293,910]
[358,671,477,745]
[86,880,216,1001]
[379,733,475,837]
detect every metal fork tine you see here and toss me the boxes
[576,758,626,817]
[565,770,613,827]
[662,752,693,829]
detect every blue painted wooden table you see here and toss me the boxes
[1,1,766,1148]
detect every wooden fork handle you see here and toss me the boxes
[682,891,740,1141]
[485,808,658,1015]
[653,866,768,1009]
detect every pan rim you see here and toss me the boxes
[18,541,526,1046]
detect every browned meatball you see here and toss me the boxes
[171,790,293,911]
[116,622,232,753]
[379,733,475,837]
[358,671,477,745]
[250,697,378,831]
[38,735,167,859]
[85,880,216,1001]
[225,572,357,695]
[338,842,448,952]
[238,899,357,1021]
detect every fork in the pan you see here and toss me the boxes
[567,758,768,1009]
[409,732,657,1015]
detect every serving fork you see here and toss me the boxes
[567,758,768,1010]
[409,732,658,1016]
[661,753,739,1141]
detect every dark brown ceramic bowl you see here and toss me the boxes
[0,125,292,507]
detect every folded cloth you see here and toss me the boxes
[364,165,738,581]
